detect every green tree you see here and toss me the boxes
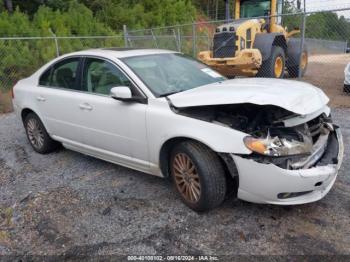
[0,1,118,91]
[305,12,350,42]
[87,0,197,30]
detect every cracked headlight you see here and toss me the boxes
[243,135,313,157]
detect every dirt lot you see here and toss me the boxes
[0,90,13,114]
[305,54,350,108]
[0,109,349,257]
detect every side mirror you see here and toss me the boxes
[110,86,148,104]
[110,86,132,101]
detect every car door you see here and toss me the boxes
[77,57,149,171]
[35,57,88,144]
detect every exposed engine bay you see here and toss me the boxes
[175,104,339,170]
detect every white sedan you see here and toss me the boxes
[13,49,343,211]
[345,62,350,93]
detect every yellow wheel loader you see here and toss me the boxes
[198,0,308,78]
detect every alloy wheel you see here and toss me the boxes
[172,153,201,203]
[27,118,44,150]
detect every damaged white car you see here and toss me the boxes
[344,62,350,93]
[13,49,343,211]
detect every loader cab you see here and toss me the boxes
[240,0,271,18]
[235,0,283,27]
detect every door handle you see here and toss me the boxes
[36,96,46,102]
[79,103,93,111]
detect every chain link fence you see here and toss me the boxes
[0,36,124,91]
[125,8,350,106]
[1,7,350,109]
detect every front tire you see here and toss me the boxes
[257,46,286,78]
[170,141,226,212]
[24,113,58,154]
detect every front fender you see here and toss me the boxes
[147,100,251,166]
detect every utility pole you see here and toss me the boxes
[297,0,301,10]
[298,0,306,78]
[225,0,230,21]
[296,0,305,11]
[215,0,219,20]
[3,0,13,13]
[207,0,210,17]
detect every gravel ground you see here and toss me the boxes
[0,109,349,257]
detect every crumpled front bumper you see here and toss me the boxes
[231,128,344,205]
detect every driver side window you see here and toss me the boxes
[83,58,131,95]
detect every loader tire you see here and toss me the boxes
[257,46,286,78]
[288,50,308,78]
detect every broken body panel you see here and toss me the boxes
[14,49,342,206]
[169,78,329,115]
[167,78,343,204]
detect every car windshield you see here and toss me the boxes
[240,0,271,18]
[122,53,226,97]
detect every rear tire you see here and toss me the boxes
[170,141,226,212]
[288,50,308,78]
[257,46,286,78]
[24,113,58,154]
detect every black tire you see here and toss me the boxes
[257,46,286,78]
[344,84,350,94]
[287,50,308,78]
[170,141,226,212]
[24,113,58,154]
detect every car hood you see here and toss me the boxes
[168,78,329,115]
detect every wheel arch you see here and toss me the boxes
[254,33,287,61]
[159,137,207,178]
[158,137,237,194]
[21,108,37,123]
[272,35,287,53]
[20,107,59,153]
[20,108,50,133]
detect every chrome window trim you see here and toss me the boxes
[37,54,148,100]
[37,55,82,90]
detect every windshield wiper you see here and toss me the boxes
[159,90,183,97]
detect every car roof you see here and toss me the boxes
[62,48,178,59]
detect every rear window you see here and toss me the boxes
[38,57,81,90]
[39,68,52,86]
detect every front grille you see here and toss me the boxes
[213,32,237,58]
[307,115,326,143]
[277,191,313,199]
